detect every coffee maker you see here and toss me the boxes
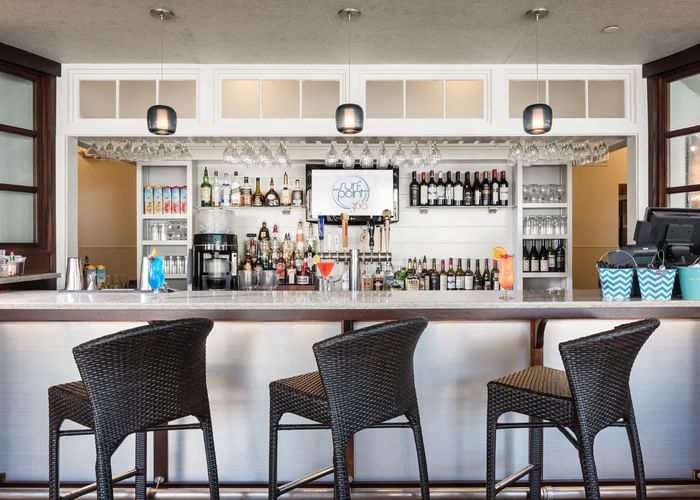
[192,233,238,290]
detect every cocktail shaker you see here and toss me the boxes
[138,256,152,291]
[64,257,83,291]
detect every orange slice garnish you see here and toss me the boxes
[491,246,507,261]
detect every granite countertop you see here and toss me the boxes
[0,273,61,285]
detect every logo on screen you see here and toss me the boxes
[332,176,370,211]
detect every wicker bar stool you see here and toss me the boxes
[48,318,220,500]
[268,317,430,500]
[486,318,659,500]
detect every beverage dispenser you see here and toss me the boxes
[192,208,238,290]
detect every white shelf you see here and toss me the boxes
[165,274,187,279]
[523,234,568,240]
[522,203,567,209]
[412,205,515,214]
[523,272,568,278]
[142,240,188,246]
[142,214,188,220]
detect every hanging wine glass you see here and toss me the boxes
[392,143,406,167]
[508,141,524,163]
[257,140,273,168]
[223,140,240,164]
[240,140,255,167]
[601,141,609,163]
[341,141,355,169]
[135,140,150,161]
[274,141,291,168]
[103,140,115,159]
[359,141,373,168]
[427,141,442,166]
[546,141,558,160]
[583,142,594,165]
[410,141,422,168]
[180,143,192,159]
[86,142,99,158]
[325,142,339,167]
[121,140,134,161]
[376,141,390,168]
[113,144,124,160]
[155,141,168,160]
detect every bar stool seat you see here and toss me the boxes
[270,371,330,425]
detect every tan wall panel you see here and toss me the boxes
[508,80,546,119]
[78,154,137,279]
[222,80,260,118]
[301,80,339,118]
[366,81,403,118]
[406,80,443,119]
[160,80,197,119]
[119,80,155,119]
[262,80,300,118]
[588,80,625,118]
[80,80,116,118]
[572,147,627,289]
[549,80,585,118]
[445,80,483,118]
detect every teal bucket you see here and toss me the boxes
[678,266,700,300]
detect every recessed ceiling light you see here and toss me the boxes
[602,25,621,33]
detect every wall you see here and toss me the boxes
[77,154,136,281]
[572,147,627,289]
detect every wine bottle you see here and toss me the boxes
[453,172,464,206]
[539,239,549,272]
[464,172,473,206]
[547,240,556,271]
[492,259,500,290]
[481,171,491,206]
[429,258,440,290]
[556,239,566,272]
[473,259,484,290]
[439,259,448,290]
[253,177,264,207]
[447,258,456,290]
[222,172,232,207]
[465,258,475,290]
[410,171,420,207]
[522,241,531,273]
[422,256,431,291]
[472,172,481,206]
[456,258,466,290]
[499,170,509,206]
[491,168,500,206]
[530,241,540,272]
[264,177,281,207]
[445,172,454,206]
[483,258,492,290]
[428,170,437,206]
[200,167,212,207]
[419,172,429,206]
[231,171,241,207]
[436,171,446,206]
[212,170,222,208]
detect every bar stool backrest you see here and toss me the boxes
[312,317,428,434]
[558,318,659,435]
[72,318,214,450]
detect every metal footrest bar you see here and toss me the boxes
[277,465,335,496]
[279,422,411,431]
[60,468,139,500]
[494,464,538,494]
[496,422,558,429]
[58,423,202,438]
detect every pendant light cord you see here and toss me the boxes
[347,12,352,101]
[159,13,165,103]
[535,12,540,103]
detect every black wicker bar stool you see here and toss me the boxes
[269,317,430,500]
[486,318,659,500]
[48,318,220,500]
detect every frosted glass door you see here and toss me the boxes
[0,71,33,130]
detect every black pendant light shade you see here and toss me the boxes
[523,103,552,135]
[335,103,364,134]
[147,104,177,135]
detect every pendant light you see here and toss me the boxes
[335,8,364,134]
[147,8,177,135]
[523,8,552,135]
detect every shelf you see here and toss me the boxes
[142,240,188,246]
[522,203,567,209]
[523,162,568,167]
[165,274,187,279]
[142,214,188,220]
[411,205,515,214]
[523,272,568,278]
[523,234,568,240]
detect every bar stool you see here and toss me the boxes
[48,318,220,500]
[268,317,430,500]
[486,318,659,500]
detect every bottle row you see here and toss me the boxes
[143,185,188,215]
[200,167,304,208]
[372,257,502,291]
[522,239,566,273]
[409,169,510,207]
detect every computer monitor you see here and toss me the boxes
[643,207,700,264]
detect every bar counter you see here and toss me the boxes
[0,290,699,498]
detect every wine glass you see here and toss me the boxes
[223,140,240,164]
[392,142,406,167]
[410,141,422,168]
[86,142,99,158]
[325,142,339,167]
[341,141,354,169]
[148,256,165,293]
[498,255,514,301]
[317,259,336,292]
[102,140,115,159]
[426,141,442,166]
[274,141,291,168]
[376,141,390,168]
[241,140,255,167]
[257,141,273,168]
[359,141,373,168]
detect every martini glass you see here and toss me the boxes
[499,255,514,301]
[148,256,165,293]
[317,260,336,292]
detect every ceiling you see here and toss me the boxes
[1,0,699,65]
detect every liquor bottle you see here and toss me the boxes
[555,239,566,272]
[547,240,556,271]
[436,171,446,206]
[373,264,384,291]
[499,170,509,206]
[271,224,281,262]
[307,222,317,254]
[200,167,212,207]
[445,172,454,206]
[383,260,395,290]
[455,258,466,290]
[473,259,484,290]
[446,258,456,290]
[453,172,464,206]
[439,259,448,290]
[539,239,550,272]
[286,258,296,285]
[231,171,241,207]
[491,169,500,206]
[252,177,264,207]
[422,256,431,291]
[276,253,287,284]
[292,179,304,207]
[427,170,437,206]
[280,172,292,207]
[530,241,540,272]
[409,171,420,207]
[240,176,252,207]
[483,258,493,290]
[492,259,500,290]
[429,258,440,290]
[481,171,491,206]
[212,170,222,207]
[472,171,481,206]
[405,259,420,291]
[463,172,473,206]
[522,241,531,273]
[419,172,429,206]
[295,221,305,253]
[361,263,372,291]
[264,177,281,207]
[296,260,311,285]
[222,172,232,207]
[258,221,270,241]
[465,258,474,290]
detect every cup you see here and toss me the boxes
[65,257,83,291]
[238,270,256,291]
[138,256,152,291]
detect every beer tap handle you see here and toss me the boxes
[368,219,375,253]
[341,213,349,252]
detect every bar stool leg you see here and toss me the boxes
[331,430,352,500]
[268,412,282,500]
[528,418,543,500]
[199,415,220,500]
[625,408,647,500]
[94,442,115,500]
[485,400,499,500]
[48,428,60,500]
[575,433,601,500]
[407,410,430,500]
[135,432,147,500]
